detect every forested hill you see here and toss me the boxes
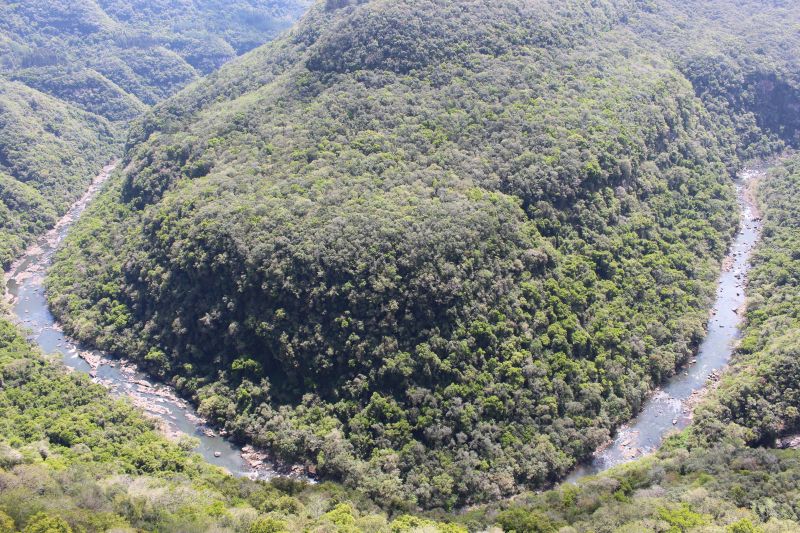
[633,0,800,160]
[0,0,312,119]
[48,0,800,510]
[0,0,311,269]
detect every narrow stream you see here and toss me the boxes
[567,167,763,481]
[4,163,283,481]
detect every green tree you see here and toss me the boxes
[496,508,558,533]
[22,514,72,533]
[249,516,289,533]
[0,511,15,533]
[728,519,763,533]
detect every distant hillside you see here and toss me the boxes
[0,0,311,269]
[48,0,800,510]
[0,0,312,120]
[633,0,800,160]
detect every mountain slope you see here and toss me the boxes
[0,0,311,268]
[47,0,800,510]
[0,0,312,118]
[0,80,116,267]
[632,0,800,161]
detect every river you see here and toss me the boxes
[3,163,283,481]
[3,162,763,486]
[567,166,763,481]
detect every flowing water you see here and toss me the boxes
[567,167,764,481]
[2,161,764,487]
[4,163,283,481]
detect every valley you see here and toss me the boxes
[3,159,766,491]
[2,0,800,531]
[48,0,795,509]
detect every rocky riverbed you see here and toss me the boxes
[567,166,764,481]
[4,163,311,482]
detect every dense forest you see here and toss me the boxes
[634,0,800,161]
[45,0,800,510]
[0,313,462,532]
[458,152,800,533]
[0,0,310,269]
[0,0,799,529]
[462,443,800,532]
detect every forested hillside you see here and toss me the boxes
[459,153,800,533]
[0,0,312,119]
[0,0,310,268]
[0,80,116,268]
[634,0,800,161]
[463,444,800,532]
[8,152,800,533]
[46,0,800,510]
[0,316,463,532]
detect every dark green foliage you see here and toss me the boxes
[0,317,462,532]
[633,0,800,162]
[11,66,148,122]
[305,0,633,75]
[0,81,116,211]
[466,150,800,533]
[49,0,800,510]
[0,0,799,528]
[0,173,56,269]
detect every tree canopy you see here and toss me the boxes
[47,0,800,509]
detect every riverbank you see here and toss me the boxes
[4,163,118,309]
[2,163,308,482]
[567,165,764,481]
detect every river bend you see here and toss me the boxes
[568,167,763,480]
[3,163,763,486]
[4,163,282,481]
